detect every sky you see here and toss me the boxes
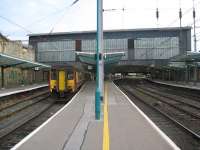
[0,0,200,50]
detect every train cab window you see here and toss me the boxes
[67,73,74,80]
[51,70,57,80]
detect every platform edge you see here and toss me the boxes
[112,82,181,150]
[0,84,48,98]
[11,83,86,150]
[150,80,200,90]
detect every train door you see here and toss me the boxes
[67,71,75,92]
[58,70,66,92]
[74,71,77,89]
[50,70,57,92]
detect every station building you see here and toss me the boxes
[28,27,200,83]
[29,27,191,69]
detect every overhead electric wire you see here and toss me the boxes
[49,9,69,33]
[34,0,81,50]
[28,0,80,29]
[26,6,71,28]
[48,0,81,33]
[6,4,74,38]
[0,15,32,34]
[153,0,200,52]
[2,0,200,51]
[168,0,200,27]
[37,0,80,34]
[1,0,80,39]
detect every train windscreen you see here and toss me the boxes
[67,73,73,80]
[51,70,57,80]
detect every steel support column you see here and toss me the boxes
[21,69,24,85]
[1,67,4,88]
[162,70,164,80]
[168,69,171,81]
[193,64,198,85]
[185,65,188,83]
[95,0,103,120]
[188,65,190,81]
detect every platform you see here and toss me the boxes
[12,81,180,150]
[0,83,48,98]
[151,80,200,90]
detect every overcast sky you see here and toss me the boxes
[0,0,200,50]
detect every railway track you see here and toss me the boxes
[147,80,200,102]
[115,79,200,150]
[0,91,49,121]
[0,87,77,150]
[0,87,48,111]
[0,93,53,139]
[133,86,200,137]
[0,103,65,150]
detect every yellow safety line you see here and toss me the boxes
[103,82,110,150]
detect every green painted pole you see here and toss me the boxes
[95,0,103,120]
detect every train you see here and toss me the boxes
[49,67,84,97]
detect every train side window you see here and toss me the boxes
[67,73,73,80]
[51,70,57,80]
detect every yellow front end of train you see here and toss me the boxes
[49,68,83,97]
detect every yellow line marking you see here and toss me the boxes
[103,82,110,150]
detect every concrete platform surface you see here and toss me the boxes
[12,82,102,150]
[109,82,179,150]
[0,83,48,98]
[11,81,180,150]
[151,79,200,90]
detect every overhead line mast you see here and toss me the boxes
[193,0,197,52]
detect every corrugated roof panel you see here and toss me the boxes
[0,53,51,69]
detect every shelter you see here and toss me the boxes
[0,53,51,88]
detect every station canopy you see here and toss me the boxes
[75,52,124,73]
[76,52,125,65]
[0,53,51,69]
[167,52,200,69]
[170,52,200,62]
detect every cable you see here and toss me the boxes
[28,0,81,28]
[48,8,69,33]
[0,15,32,34]
[49,0,79,34]
[1,0,80,38]
[168,0,200,27]
[154,1,200,52]
[26,6,70,28]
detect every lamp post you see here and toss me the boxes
[95,0,103,120]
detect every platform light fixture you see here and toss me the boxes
[34,67,40,71]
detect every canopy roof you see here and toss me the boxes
[76,52,124,73]
[76,52,125,65]
[170,52,200,62]
[164,52,200,69]
[0,53,51,69]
